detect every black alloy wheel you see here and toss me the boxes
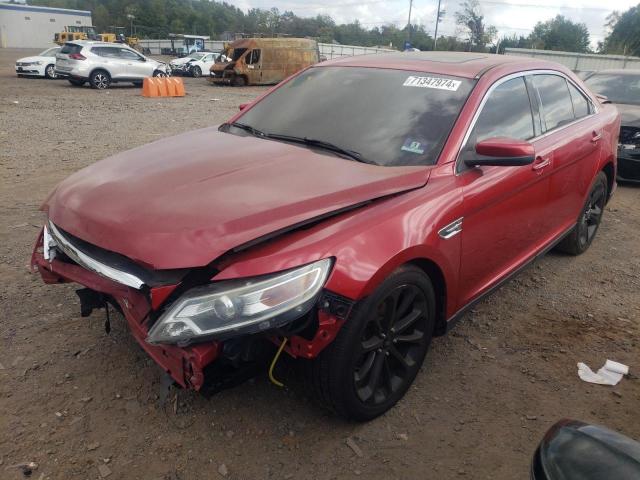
[556,171,608,255]
[577,179,606,249]
[308,265,435,421]
[353,284,429,405]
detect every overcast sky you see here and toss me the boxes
[228,0,638,47]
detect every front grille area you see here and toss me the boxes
[48,222,189,288]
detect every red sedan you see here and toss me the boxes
[32,52,620,421]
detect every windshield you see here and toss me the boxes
[40,47,59,57]
[585,73,640,105]
[188,53,204,60]
[229,66,474,166]
[232,48,247,61]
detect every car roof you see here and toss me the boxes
[67,40,133,48]
[317,51,563,79]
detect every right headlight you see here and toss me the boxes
[146,258,333,345]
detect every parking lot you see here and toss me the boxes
[1,47,639,480]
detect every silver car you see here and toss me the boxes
[55,41,170,89]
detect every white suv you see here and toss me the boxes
[55,41,170,89]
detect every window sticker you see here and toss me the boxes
[403,75,461,91]
[401,139,425,154]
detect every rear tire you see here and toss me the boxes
[44,64,56,79]
[191,66,202,78]
[89,70,110,89]
[68,79,85,87]
[555,171,607,255]
[307,265,436,421]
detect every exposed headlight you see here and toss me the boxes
[146,258,333,345]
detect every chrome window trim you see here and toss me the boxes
[455,69,599,174]
[47,221,145,290]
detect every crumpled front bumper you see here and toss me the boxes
[31,229,220,390]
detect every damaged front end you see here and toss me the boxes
[31,221,353,393]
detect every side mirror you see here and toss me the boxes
[465,137,535,167]
[238,103,249,111]
[532,419,640,480]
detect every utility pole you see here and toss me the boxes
[406,0,413,49]
[433,0,442,50]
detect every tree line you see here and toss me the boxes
[30,0,640,56]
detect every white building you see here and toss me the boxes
[0,2,92,48]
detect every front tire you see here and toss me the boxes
[44,64,56,79]
[555,171,607,255]
[89,70,110,89]
[232,75,246,87]
[191,66,202,78]
[308,265,436,421]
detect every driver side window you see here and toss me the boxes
[460,77,535,170]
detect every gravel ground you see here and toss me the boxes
[1,48,639,480]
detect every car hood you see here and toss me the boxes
[616,103,640,128]
[17,56,49,63]
[170,57,193,66]
[45,127,429,270]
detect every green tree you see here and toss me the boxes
[454,0,497,51]
[601,5,640,56]
[528,15,590,53]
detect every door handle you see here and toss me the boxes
[591,131,602,143]
[532,156,551,171]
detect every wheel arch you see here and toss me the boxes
[406,258,448,336]
[357,249,453,338]
[89,67,111,79]
[601,161,615,202]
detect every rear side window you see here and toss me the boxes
[532,75,575,131]
[92,47,120,58]
[60,43,82,55]
[567,82,591,118]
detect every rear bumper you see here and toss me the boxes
[55,71,87,81]
[31,230,220,390]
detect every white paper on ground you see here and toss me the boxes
[577,360,629,386]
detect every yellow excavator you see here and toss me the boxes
[53,26,99,44]
[54,26,140,50]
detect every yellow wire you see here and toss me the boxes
[268,337,288,388]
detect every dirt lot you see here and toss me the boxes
[1,48,639,480]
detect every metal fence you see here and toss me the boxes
[318,43,394,59]
[505,48,640,73]
[139,38,394,59]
